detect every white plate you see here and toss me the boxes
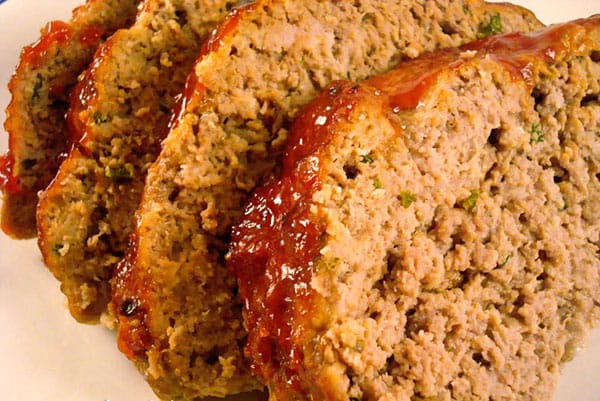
[0,1,599,400]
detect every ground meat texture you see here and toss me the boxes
[111,0,542,400]
[34,1,234,323]
[35,0,254,398]
[228,17,600,401]
[0,0,140,238]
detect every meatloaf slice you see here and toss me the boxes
[0,0,140,239]
[229,16,600,401]
[111,0,542,399]
[36,0,237,326]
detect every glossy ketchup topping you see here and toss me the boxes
[165,72,205,135]
[229,81,369,398]
[164,3,256,136]
[162,6,239,135]
[229,16,600,399]
[462,16,599,87]
[201,2,257,56]
[0,154,20,194]
[79,25,105,46]
[367,15,600,111]
[20,21,72,68]
[113,235,154,358]
[65,70,96,154]
[64,41,114,156]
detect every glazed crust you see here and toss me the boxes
[35,0,251,399]
[36,0,239,323]
[229,16,600,401]
[1,0,140,238]
[111,0,542,399]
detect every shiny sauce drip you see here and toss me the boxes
[201,2,257,56]
[230,82,366,399]
[20,21,72,68]
[366,49,462,110]
[65,42,113,155]
[165,72,205,135]
[230,16,600,398]
[113,235,154,358]
[461,16,598,87]
[79,25,105,46]
[367,15,599,111]
[65,70,95,155]
[165,2,256,135]
[0,154,20,194]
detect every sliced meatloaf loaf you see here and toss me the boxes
[228,16,600,401]
[111,0,542,399]
[0,0,140,239]
[36,0,237,326]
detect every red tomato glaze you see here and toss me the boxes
[229,81,369,399]
[20,21,72,68]
[229,15,600,400]
[0,154,20,194]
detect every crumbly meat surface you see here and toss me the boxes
[36,0,238,324]
[0,0,140,238]
[36,2,253,399]
[111,0,542,399]
[229,17,600,401]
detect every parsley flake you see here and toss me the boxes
[400,190,417,208]
[106,166,133,180]
[477,13,502,39]
[498,252,512,268]
[460,189,479,212]
[530,123,544,143]
[360,153,374,164]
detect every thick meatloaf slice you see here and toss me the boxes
[111,0,542,399]
[0,0,140,239]
[36,0,237,325]
[228,16,600,401]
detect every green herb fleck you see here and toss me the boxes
[477,13,502,39]
[346,71,352,81]
[52,243,64,255]
[315,257,339,271]
[22,158,37,169]
[530,123,544,143]
[360,153,374,164]
[462,5,471,15]
[498,252,512,268]
[400,190,417,208]
[106,166,133,180]
[93,111,109,125]
[373,177,383,189]
[561,202,569,211]
[460,189,479,212]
